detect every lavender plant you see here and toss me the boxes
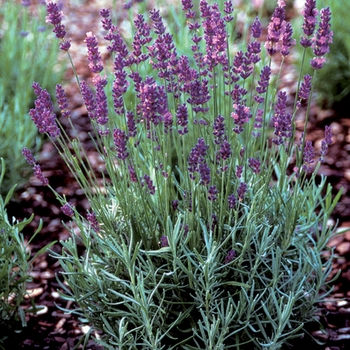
[24,0,341,348]
[0,0,61,195]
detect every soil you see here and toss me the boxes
[2,1,350,349]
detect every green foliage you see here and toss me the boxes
[30,1,341,349]
[0,159,48,344]
[0,1,61,195]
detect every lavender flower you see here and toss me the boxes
[30,82,60,138]
[46,2,71,51]
[113,128,129,161]
[236,165,243,179]
[223,1,234,22]
[302,141,315,172]
[55,84,70,118]
[176,103,189,135]
[299,74,312,100]
[251,17,262,39]
[87,211,100,232]
[232,104,252,134]
[265,1,286,56]
[225,249,236,264]
[199,163,211,185]
[85,32,103,74]
[159,235,169,247]
[237,181,247,201]
[22,148,36,166]
[228,194,236,209]
[208,185,219,201]
[80,81,97,120]
[128,164,138,183]
[126,111,137,138]
[281,22,296,56]
[320,125,332,161]
[61,203,74,217]
[213,115,226,144]
[217,140,232,163]
[188,138,208,179]
[248,158,261,174]
[33,164,49,186]
[100,9,112,31]
[94,76,108,125]
[272,91,292,145]
[143,174,156,195]
[256,66,271,95]
[300,0,317,47]
[310,7,333,69]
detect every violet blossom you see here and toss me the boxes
[300,0,318,47]
[310,7,333,70]
[55,84,70,118]
[113,128,129,161]
[61,203,74,217]
[30,82,60,138]
[87,211,100,232]
[319,125,332,161]
[302,141,315,172]
[46,2,71,51]
[85,31,103,74]
[272,91,292,145]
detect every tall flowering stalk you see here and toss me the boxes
[25,1,341,349]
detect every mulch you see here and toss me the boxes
[3,0,350,349]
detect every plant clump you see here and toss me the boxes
[24,0,341,349]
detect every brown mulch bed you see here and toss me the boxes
[3,1,350,349]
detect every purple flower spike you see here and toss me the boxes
[298,74,312,101]
[199,163,211,186]
[22,148,36,166]
[33,164,49,186]
[160,235,169,247]
[272,91,292,145]
[208,185,219,201]
[80,81,97,120]
[225,249,236,264]
[46,2,71,51]
[176,103,189,135]
[237,181,247,201]
[281,22,296,56]
[128,164,138,183]
[320,125,332,161]
[223,1,234,22]
[87,211,100,232]
[100,9,112,31]
[251,17,262,39]
[256,66,271,95]
[310,56,326,70]
[217,140,232,162]
[248,158,261,174]
[85,32,103,74]
[94,76,108,125]
[313,7,333,57]
[29,82,60,138]
[265,2,286,56]
[300,0,317,47]
[61,203,74,217]
[143,174,156,195]
[113,128,129,161]
[55,84,70,118]
[302,141,315,172]
[228,194,236,209]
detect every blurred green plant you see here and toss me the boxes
[0,158,55,346]
[0,0,62,195]
[25,0,342,349]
